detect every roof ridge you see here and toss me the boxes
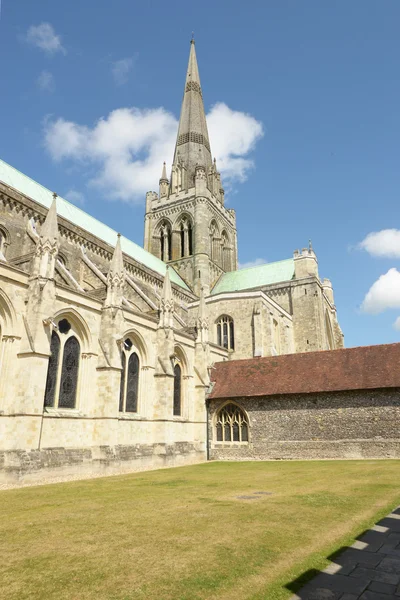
[237,257,293,273]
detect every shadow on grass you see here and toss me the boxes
[284,506,400,599]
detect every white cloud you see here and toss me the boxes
[64,190,85,205]
[359,229,400,258]
[208,102,264,183]
[393,317,400,331]
[26,23,65,55]
[238,258,267,270]
[37,70,55,92]
[111,58,135,85]
[43,102,263,203]
[361,268,400,314]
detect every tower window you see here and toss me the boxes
[44,319,80,409]
[159,222,172,261]
[216,316,234,350]
[215,403,248,443]
[119,338,140,413]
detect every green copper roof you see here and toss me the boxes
[211,259,295,295]
[0,158,189,290]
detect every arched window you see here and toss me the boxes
[159,222,172,261]
[209,221,219,263]
[216,315,234,350]
[0,226,10,260]
[215,403,248,443]
[221,230,231,271]
[44,318,80,409]
[180,223,185,258]
[173,363,182,416]
[188,222,193,256]
[119,338,140,413]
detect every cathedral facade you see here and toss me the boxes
[0,41,343,484]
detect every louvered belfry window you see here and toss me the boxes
[215,404,248,443]
[43,319,80,409]
[119,338,140,413]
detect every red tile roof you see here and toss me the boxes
[209,343,400,399]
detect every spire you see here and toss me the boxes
[41,194,59,241]
[160,161,168,182]
[109,233,124,276]
[172,39,212,186]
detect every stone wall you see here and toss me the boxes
[0,442,204,486]
[208,388,400,460]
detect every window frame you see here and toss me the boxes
[216,315,235,351]
[214,402,249,445]
[119,337,141,414]
[44,318,81,410]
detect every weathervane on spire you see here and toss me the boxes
[191,31,195,44]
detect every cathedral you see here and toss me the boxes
[0,40,344,484]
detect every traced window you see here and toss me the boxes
[216,315,234,350]
[173,363,182,416]
[119,338,140,413]
[215,403,248,443]
[44,318,80,409]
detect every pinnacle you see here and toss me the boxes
[160,161,168,182]
[109,234,124,276]
[41,197,59,240]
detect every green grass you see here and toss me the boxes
[1,460,399,600]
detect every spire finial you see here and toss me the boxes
[309,239,313,252]
[191,32,195,44]
[53,192,58,201]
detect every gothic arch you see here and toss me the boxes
[215,314,235,350]
[214,401,249,443]
[0,224,11,258]
[220,229,232,271]
[53,308,92,353]
[172,344,189,417]
[0,288,17,336]
[173,213,193,258]
[209,219,220,263]
[153,218,172,261]
[120,328,149,365]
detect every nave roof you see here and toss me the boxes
[0,158,189,290]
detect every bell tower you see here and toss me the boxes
[144,39,238,295]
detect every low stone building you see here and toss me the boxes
[208,343,400,460]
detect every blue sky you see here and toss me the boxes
[1,0,400,348]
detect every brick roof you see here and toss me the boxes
[209,343,400,399]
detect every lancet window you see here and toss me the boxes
[44,318,80,409]
[119,338,140,413]
[221,230,231,271]
[0,226,9,259]
[209,221,220,263]
[179,218,193,258]
[159,222,172,261]
[215,403,249,443]
[173,363,182,416]
[216,315,235,350]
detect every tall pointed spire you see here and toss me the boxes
[172,39,212,186]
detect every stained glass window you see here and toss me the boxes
[173,363,181,416]
[58,336,80,408]
[44,331,60,407]
[43,320,80,410]
[215,404,249,443]
[119,339,140,413]
[126,352,139,413]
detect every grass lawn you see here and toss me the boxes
[1,460,400,600]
